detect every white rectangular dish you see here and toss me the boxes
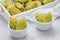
[0,0,58,22]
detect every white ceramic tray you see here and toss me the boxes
[0,0,58,22]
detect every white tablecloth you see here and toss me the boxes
[0,1,60,40]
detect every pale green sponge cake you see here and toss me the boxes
[35,12,44,22]
[25,1,42,10]
[16,18,27,30]
[7,4,21,15]
[15,2,24,11]
[45,12,52,22]
[43,0,53,4]
[10,16,27,30]
[35,12,52,23]
[10,16,17,30]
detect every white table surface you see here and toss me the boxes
[0,13,60,40]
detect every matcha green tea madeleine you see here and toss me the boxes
[35,12,52,23]
[6,0,13,5]
[45,12,52,22]
[10,16,27,30]
[16,18,27,30]
[7,4,21,15]
[10,16,17,30]
[1,0,13,8]
[43,0,53,4]
[35,13,44,22]
[15,2,24,11]
[25,1,42,10]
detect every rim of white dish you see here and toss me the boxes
[8,22,28,32]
